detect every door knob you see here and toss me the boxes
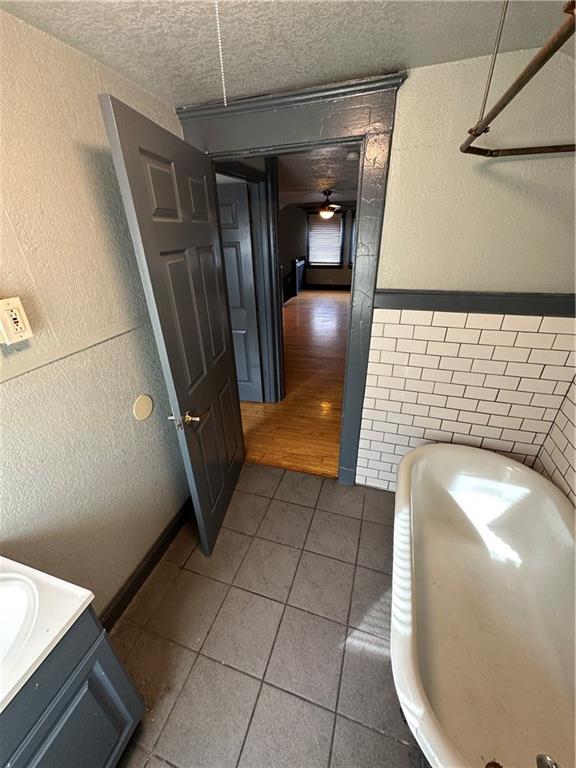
[183,410,207,426]
[168,410,207,429]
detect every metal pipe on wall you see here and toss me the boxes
[460,1,575,157]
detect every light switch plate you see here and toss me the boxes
[0,297,33,345]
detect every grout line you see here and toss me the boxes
[234,491,317,768]
[327,505,362,765]
[121,477,400,765]
[148,526,257,759]
[184,532,392,584]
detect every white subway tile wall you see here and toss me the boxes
[356,309,576,499]
[534,379,576,505]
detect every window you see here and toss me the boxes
[307,213,343,266]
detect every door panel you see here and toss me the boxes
[100,95,244,554]
[217,181,263,402]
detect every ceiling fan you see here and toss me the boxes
[318,190,341,220]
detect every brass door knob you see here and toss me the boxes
[183,410,207,426]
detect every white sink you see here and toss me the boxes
[0,573,38,670]
[0,557,93,713]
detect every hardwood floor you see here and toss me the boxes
[240,290,350,478]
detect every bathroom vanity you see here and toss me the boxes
[0,557,143,767]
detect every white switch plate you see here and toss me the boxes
[0,297,33,345]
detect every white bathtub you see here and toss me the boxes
[391,445,574,768]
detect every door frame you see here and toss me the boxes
[179,74,406,483]
[214,161,283,403]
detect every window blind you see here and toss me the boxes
[308,213,343,266]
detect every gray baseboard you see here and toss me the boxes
[99,498,192,630]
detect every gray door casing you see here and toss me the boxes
[100,94,244,554]
[177,74,405,484]
[216,181,263,401]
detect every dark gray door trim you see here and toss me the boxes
[265,157,285,402]
[177,73,406,118]
[178,74,407,484]
[214,160,267,183]
[215,164,281,402]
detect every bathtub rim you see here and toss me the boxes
[389,443,573,768]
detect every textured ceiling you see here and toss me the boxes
[2,1,573,107]
[278,144,360,204]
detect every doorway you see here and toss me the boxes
[223,144,360,477]
[101,76,401,550]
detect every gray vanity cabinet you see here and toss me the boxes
[0,608,143,767]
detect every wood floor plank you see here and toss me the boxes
[240,290,350,478]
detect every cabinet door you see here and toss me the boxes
[6,630,143,768]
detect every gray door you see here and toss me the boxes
[217,181,263,402]
[100,95,244,554]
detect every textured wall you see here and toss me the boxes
[356,309,575,494]
[378,49,575,292]
[1,12,188,611]
[535,378,576,505]
[278,205,308,274]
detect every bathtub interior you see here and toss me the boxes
[410,448,574,768]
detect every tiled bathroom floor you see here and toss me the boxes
[113,464,425,768]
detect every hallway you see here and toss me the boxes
[240,291,351,477]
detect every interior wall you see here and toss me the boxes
[0,12,188,612]
[378,48,575,292]
[307,209,355,288]
[357,309,575,494]
[278,204,308,274]
[279,205,355,288]
[535,376,576,505]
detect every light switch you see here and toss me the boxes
[0,297,33,345]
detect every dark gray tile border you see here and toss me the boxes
[374,290,576,317]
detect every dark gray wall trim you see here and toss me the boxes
[374,290,576,317]
[177,73,407,118]
[99,499,191,630]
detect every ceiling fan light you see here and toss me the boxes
[319,208,335,219]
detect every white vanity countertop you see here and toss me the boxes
[0,556,94,713]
